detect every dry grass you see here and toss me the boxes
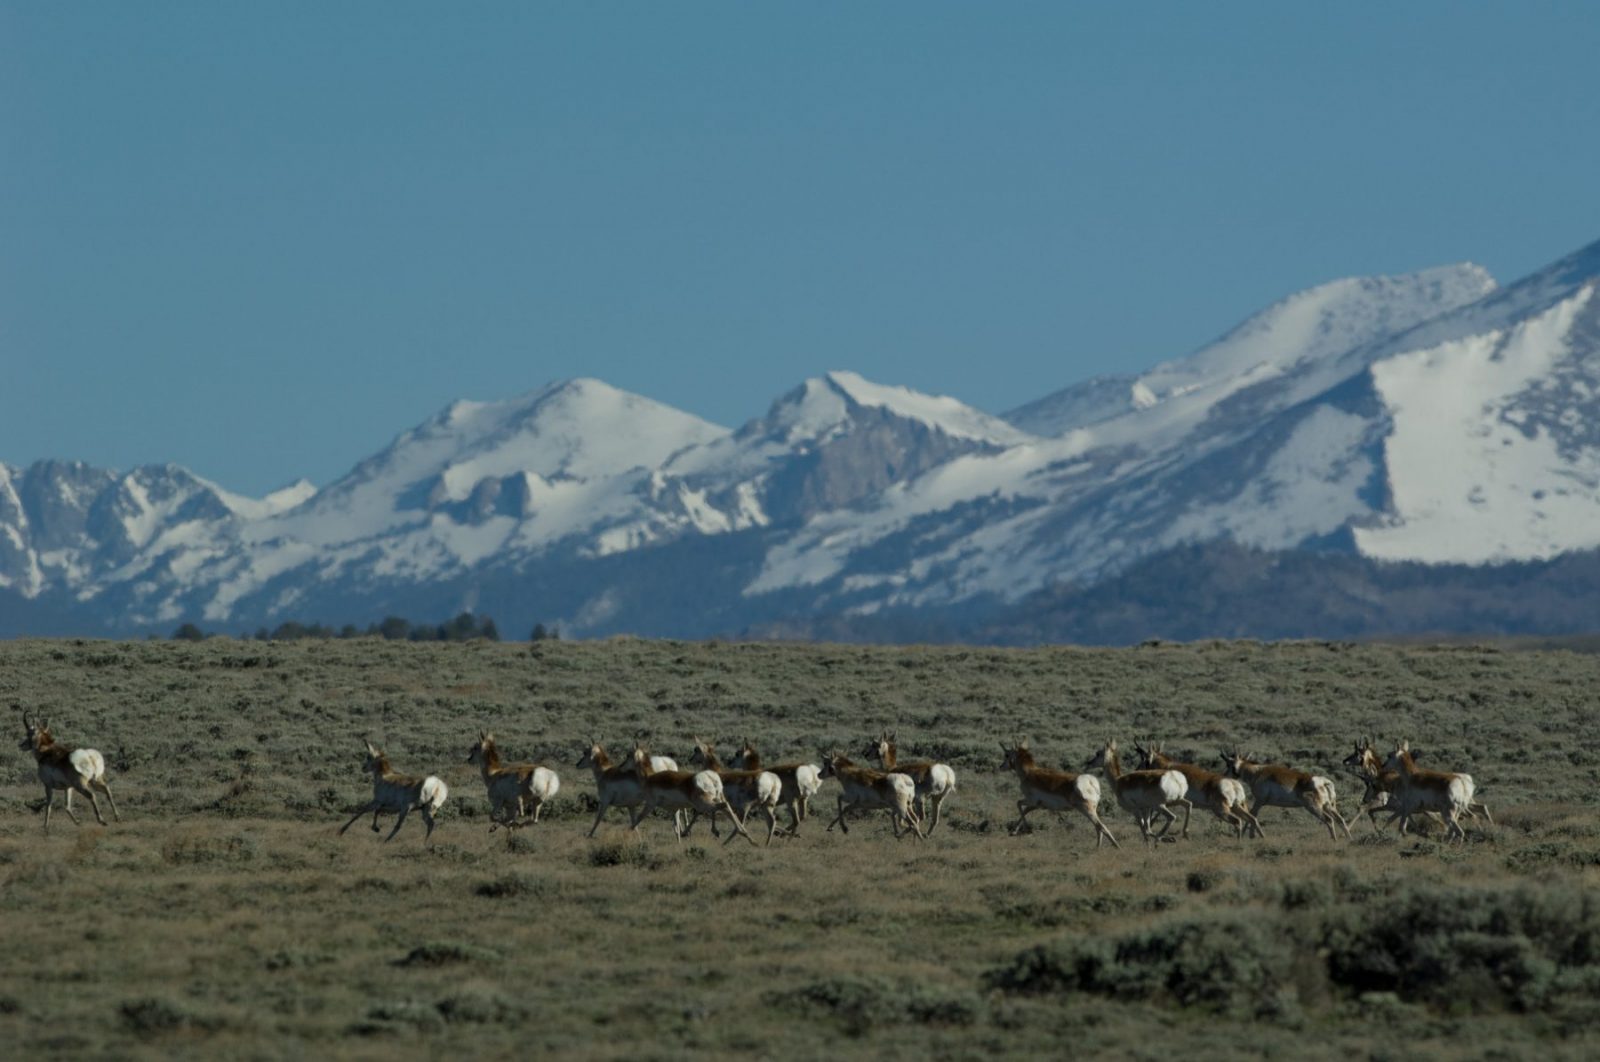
[0,637,1597,1058]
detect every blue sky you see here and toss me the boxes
[5,4,1599,495]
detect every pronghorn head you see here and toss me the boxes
[630,742,657,777]
[18,712,51,753]
[1132,738,1155,769]
[999,739,1033,772]
[1083,739,1118,772]
[467,731,497,766]
[688,736,713,767]
[862,729,892,763]
[819,750,848,779]
[576,740,604,769]
[360,741,387,775]
[1343,737,1382,774]
[732,737,759,769]
[1382,739,1416,773]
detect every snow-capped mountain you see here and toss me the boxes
[7,235,1600,641]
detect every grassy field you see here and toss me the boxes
[2,636,1598,1060]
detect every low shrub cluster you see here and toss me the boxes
[989,881,1600,1019]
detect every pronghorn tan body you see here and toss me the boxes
[1133,740,1262,840]
[17,714,120,832]
[1343,738,1490,834]
[578,741,647,836]
[865,730,956,832]
[999,741,1118,848]
[819,751,924,840]
[466,732,560,831]
[687,738,783,846]
[628,746,756,845]
[1221,748,1350,840]
[1084,740,1191,844]
[730,739,822,836]
[1380,740,1477,842]
[338,741,448,844]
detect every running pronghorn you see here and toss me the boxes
[338,741,448,844]
[729,739,822,836]
[999,740,1119,848]
[1343,737,1490,834]
[1133,739,1262,840]
[819,751,924,840]
[687,738,782,846]
[16,712,120,832]
[628,744,756,845]
[1379,739,1477,842]
[1084,739,1191,844]
[466,732,560,831]
[577,740,657,838]
[864,730,957,832]
[1221,748,1350,840]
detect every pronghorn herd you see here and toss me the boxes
[11,712,1494,849]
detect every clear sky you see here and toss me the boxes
[5,3,1599,496]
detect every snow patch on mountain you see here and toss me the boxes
[1356,284,1600,563]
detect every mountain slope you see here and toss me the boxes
[7,237,1600,641]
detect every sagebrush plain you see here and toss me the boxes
[2,637,1598,1060]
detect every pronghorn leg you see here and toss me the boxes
[62,787,84,827]
[1471,801,1493,826]
[587,798,611,837]
[1236,804,1264,839]
[41,785,56,832]
[722,799,757,846]
[927,792,946,834]
[382,805,411,842]
[77,783,107,827]
[1085,810,1120,849]
[339,802,375,835]
[827,794,851,834]
[94,779,121,823]
[1011,800,1036,835]
[419,807,436,845]
[1151,804,1179,838]
[1173,798,1193,839]
[762,805,778,846]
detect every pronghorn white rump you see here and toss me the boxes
[820,751,924,840]
[999,740,1118,848]
[338,741,448,844]
[865,730,956,833]
[628,745,755,846]
[687,737,783,846]
[730,739,822,837]
[1133,739,1262,840]
[1221,748,1351,840]
[577,739,686,837]
[1380,739,1477,842]
[16,712,121,832]
[466,731,560,830]
[1084,739,1191,844]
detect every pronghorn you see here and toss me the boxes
[819,751,924,840]
[1083,739,1191,844]
[729,738,823,837]
[338,741,448,844]
[17,713,121,831]
[999,740,1119,848]
[864,730,957,832]
[1133,739,1262,840]
[628,745,756,846]
[1379,739,1477,842]
[1343,737,1491,834]
[466,732,560,831]
[576,740,659,837]
[686,738,783,846]
[1221,748,1351,840]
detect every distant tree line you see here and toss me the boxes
[171,612,564,643]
